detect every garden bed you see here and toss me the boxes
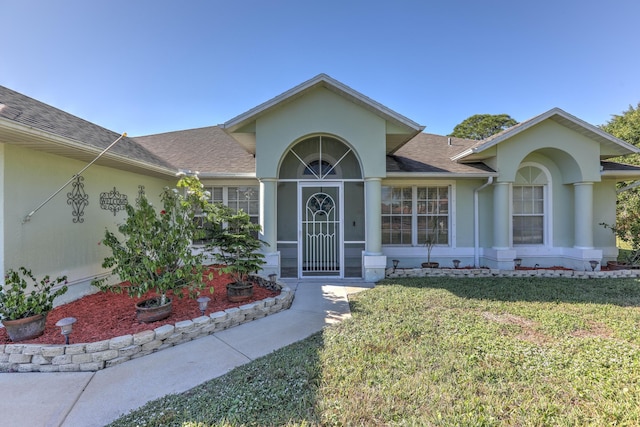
[0,266,278,345]
[0,266,294,373]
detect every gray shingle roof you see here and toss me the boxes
[134,126,255,175]
[4,85,636,180]
[388,133,495,174]
[0,85,174,170]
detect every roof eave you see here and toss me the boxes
[223,74,423,131]
[385,171,498,179]
[450,148,476,162]
[601,170,640,179]
[222,74,424,154]
[195,172,257,179]
[454,108,640,161]
[0,118,177,178]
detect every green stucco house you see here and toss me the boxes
[2,74,639,291]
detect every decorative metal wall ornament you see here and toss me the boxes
[136,185,146,206]
[67,175,89,223]
[100,187,128,216]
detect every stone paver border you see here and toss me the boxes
[386,266,640,279]
[0,286,294,373]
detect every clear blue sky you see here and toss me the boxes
[2,0,639,137]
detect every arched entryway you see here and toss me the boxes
[277,135,364,278]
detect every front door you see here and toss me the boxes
[299,183,342,277]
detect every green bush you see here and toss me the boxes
[1,267,67,320]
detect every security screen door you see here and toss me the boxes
[300,184,342,277]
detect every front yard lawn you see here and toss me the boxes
[109,276,640,426]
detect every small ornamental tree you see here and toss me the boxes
[600,103,640,264]
[601,190,640,265]
[207,206,266,285]
[94,175,211,306]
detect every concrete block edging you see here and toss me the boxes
[386,267,640,279]
[0,286,294,373]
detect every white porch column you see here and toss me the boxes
[364,178,382,254]
[0,144,4,282]
[484,181,517,269]
[363,177,385,281]
[574,182,594,249]
[259,178,280,275]
[493,182,511,250]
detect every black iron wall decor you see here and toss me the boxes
[100,187,128,216]
[136,185,146,206]
[67,175,89,223]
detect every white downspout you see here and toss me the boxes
[474,177,494,267]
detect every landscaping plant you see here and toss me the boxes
[601,189,640,265]
[0,267,68,320]
[207,205,265,285]
[94,175,212,306]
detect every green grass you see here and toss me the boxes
[109,277,640,426]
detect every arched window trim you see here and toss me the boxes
[511,162,553,247]
[287,135,356,180]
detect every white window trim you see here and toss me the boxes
[511,162,552,247]
[381,182,456,248]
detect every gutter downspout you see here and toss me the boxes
[474,177,494,267]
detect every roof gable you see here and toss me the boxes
[452,108,640,162]
[222,74,424,154]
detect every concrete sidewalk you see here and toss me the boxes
[0,280,373,427]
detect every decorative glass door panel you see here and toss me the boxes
[300,185,341,277]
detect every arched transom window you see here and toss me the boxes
[278,135,362,180]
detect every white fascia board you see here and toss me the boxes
[386,172,498,179]
[0,118,177,177]
[452,108,640,161]
[450,148,476,162]
[601,170,640,179]
[223,74,423,133]
[196,172,257,179]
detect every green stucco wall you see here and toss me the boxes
[594,180,618,248]
[3,145,172,285]
[255,87,385,179]
[495,120,601,184]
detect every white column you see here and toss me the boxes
[363,177,385,281]
[259,179,277,251]
[259,178,281,276]
[0,144,4,281]
[493,182,511,250]
[364,178,382,254]
[574,182,594,249]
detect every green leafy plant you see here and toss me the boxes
[602,215,640,265]
[93,175,211,306]
[207,206,266,285]
[0,267,68,320]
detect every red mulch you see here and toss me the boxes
[0,266,279,345]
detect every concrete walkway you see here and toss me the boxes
[0,280,374,427]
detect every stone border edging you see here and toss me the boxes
[386,267,640,279]
[0,286,294,373]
